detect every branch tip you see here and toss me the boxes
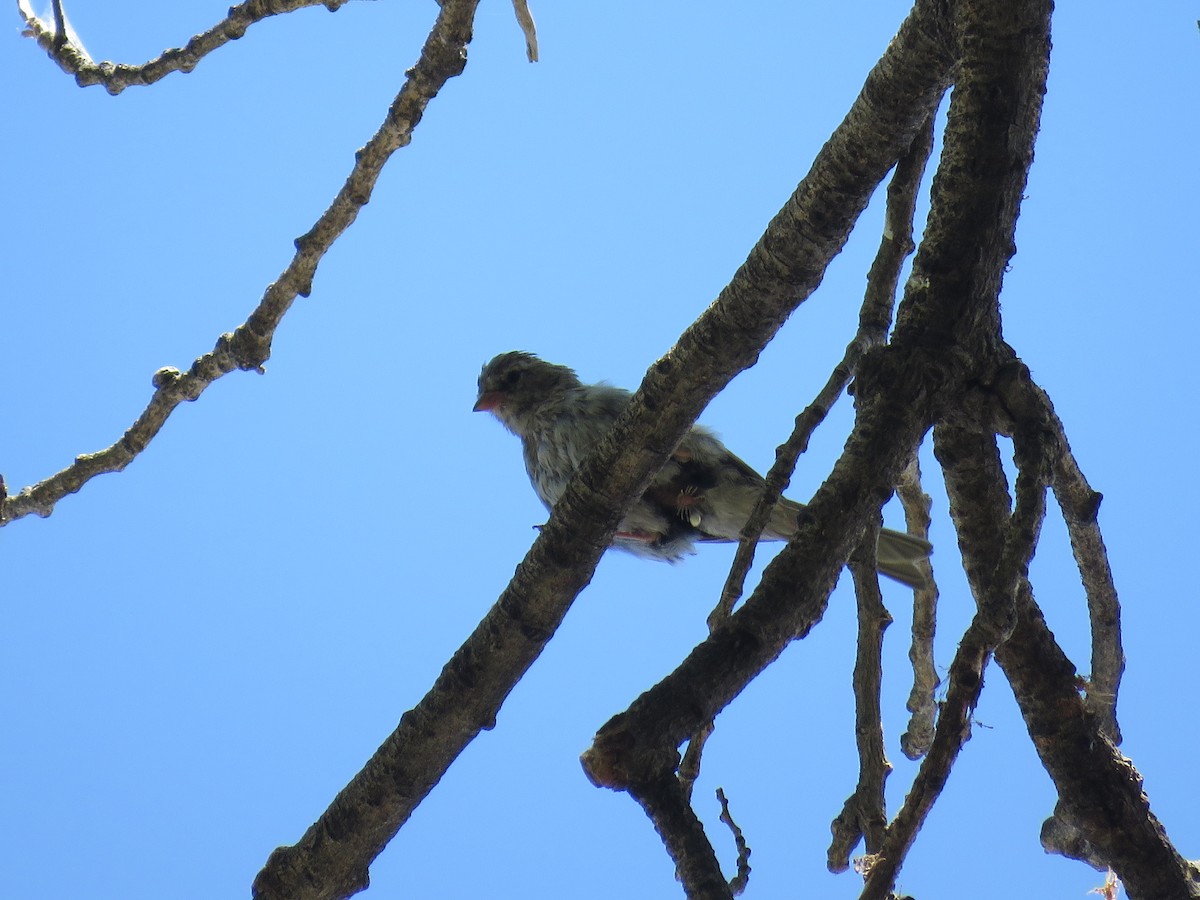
[716,788,751,895]
[511,0,539,61]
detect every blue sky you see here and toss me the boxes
[3,2,1198,898]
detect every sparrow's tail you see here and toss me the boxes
[876,529,934,590]
[765,499,933,589]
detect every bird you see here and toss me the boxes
[473,351,932,588]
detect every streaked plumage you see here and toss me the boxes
[474,351,932,588]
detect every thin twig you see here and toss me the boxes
[897,455,939,759]
[828,525,893,872]
[511,0,539,61]
[861,419,1050,900]
[860,112,937,343]
[49,0,67,51]
[857,614,990,900]
[716,788,752,896]
[19,0,352,95]
[706,341,856,628]
[677,720,713,804]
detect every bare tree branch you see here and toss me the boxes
[579,326,947,885]
[10,0,1187,896]
[18,0,353,94]
[716,788,752,896]
[511,0,539,62]
[828,525,893,873]
[991,371,1186,893]
[884,124,941,753]
[1007,375,1124,744]
[859,112,937,344]
[897,455,939,759]
[855,3,1084,891]
[705,330,854,627]
[49,0,66,51]
[1,0,479,528]
[1000,594,1195,900]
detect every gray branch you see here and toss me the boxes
[18,0,354,95]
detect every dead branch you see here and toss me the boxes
[716,788,752,896]
[18,0,352,95]
[897,455,939,759]
[828,524,893,872]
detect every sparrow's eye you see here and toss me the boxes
[502,369,523,388]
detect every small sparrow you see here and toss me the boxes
[474,351,932,588]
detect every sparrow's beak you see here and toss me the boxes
[473,391,502,412]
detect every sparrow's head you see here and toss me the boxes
[474,352,581,432]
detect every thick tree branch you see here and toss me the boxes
[18,0,351,94]
[997,594,1197,900]
[1,0,479,528]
